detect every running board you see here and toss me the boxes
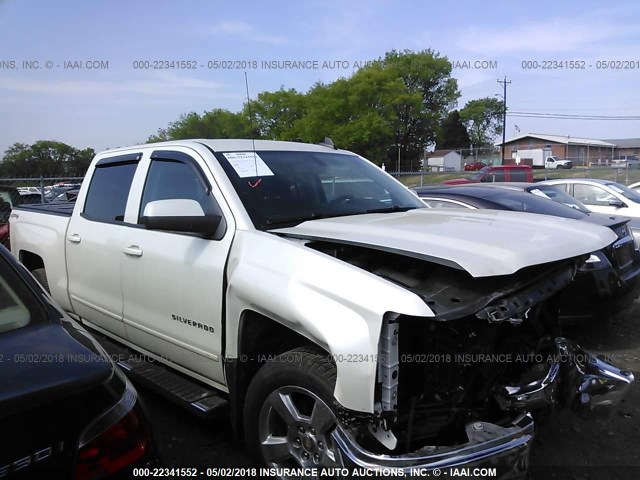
[94,333,228,418]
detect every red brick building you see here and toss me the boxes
[497,133,616,166]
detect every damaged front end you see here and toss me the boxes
[306,241,634,474]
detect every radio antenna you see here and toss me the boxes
[244,72,258,177]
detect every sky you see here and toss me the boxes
[1,0,640,155]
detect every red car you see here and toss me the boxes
[463,161,486,171]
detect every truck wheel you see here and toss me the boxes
[31,268,50,294]
[243,347,341,471]
[556,165,563,169]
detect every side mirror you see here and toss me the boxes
[608,198,626,208]
[140,199,221,235]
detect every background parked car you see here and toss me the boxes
[0,244,158,478]
[0,186,45,250]
[44,184,82,203]
[627,181,640,193]
[539,178,640,218]
[412,184,640,321]
[442,164,533,184]
[463,161,486,171]
[50,188,80,203]
[611,155,640,169]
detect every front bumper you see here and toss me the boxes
[331,338,632,477]
[495,338,634,417]
[332,414,532,478]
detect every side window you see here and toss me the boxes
[421,199,469,209]
[573,184,614,206]
[510,169,528,182]
[139,157,226,237]
[482,169,505,182]
[83,159,139,223]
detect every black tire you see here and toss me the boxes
[243,346,340,471]
[31,268,50,294]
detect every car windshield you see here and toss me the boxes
[468,166,491,181]
[214,150,425,230]
[481,189,586,219]
[606,182,640,203]
[526,185,591,213]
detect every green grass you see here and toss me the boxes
[397,166,640,188]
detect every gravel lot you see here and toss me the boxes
[138,300,640,479]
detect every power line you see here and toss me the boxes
[507,111,640,120]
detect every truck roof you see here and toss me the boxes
[96,139,351,156]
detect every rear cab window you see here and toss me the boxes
[82,153,141,223]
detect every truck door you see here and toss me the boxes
[66,153,142,339]
[120,148,233,385]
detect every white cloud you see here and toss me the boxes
[195,20,288,45]
[454,16,636,54]
[0,72,224,98]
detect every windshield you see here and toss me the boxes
[606,182,640,203]
[215,150,425,230]
[526,185,591,213]
[482,190,586,219]
[468,166,490,181]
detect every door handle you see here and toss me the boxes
[123,246,143,257]
[67,233,81,244]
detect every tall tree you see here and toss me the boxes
[148,109,250,143]
[436,110,470,150]
[147,49,461,168]
[245,87,306,140]
[460,97,504,148]
[381,49,460,166]
[0,141,94,177]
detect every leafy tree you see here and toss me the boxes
[147,49,461,169]
[245,88,306,140]
[460,97,504,148]
[294,67,405,164]
[0,141,94,177]
[381,49,460,166]
[148,109,250,142]
[436,110,470,150]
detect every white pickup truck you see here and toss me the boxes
[514,149,573,169]
[9,139,633,475]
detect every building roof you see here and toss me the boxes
[603,138,640,148]
[426,149,460,158]
[498,133,615,147]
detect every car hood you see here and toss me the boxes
[270,209,617,277]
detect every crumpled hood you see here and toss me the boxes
[270,208,617,277]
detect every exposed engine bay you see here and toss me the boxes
[305,240,634,456]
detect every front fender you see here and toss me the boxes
[225,230,434,413]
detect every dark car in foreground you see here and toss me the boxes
[0,245,157,478]
[412,184,640,321]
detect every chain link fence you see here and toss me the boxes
[0,176,84,204]
[390,165,640,188]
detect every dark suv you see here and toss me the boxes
[0,245,157,478]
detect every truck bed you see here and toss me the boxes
[13,202,75,217]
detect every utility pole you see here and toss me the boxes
[497,77,511,163]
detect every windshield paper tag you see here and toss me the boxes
[223,152,274,178]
